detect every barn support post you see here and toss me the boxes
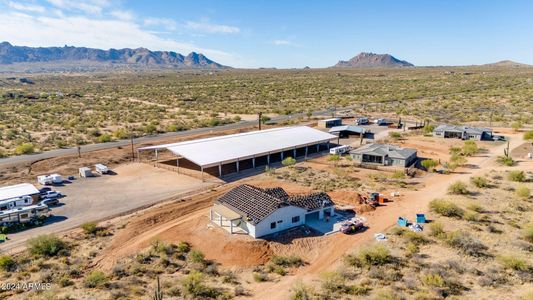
[252,157,256,168]
[293,148,296,159]
[267,154,270,165]
[327,141,330,150]
[201,166,204,182]
[230,221,234,234]
[209,209,213,221]
[236,160,240,173]
[281,151,284,160]
[176,157,180,174]
[218,164,222,177]
[305,146,308,159]
[316,144,319,152]
[155,149,158,161]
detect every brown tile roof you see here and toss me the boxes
[215,184,334,225]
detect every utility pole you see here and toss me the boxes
[77,146,81,158]
[130,135,135,162]
[258,112,263,131]
[489,110,493,128]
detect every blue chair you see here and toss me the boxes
[397,217,408,227]
[416,214,426,224]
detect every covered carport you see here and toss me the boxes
[209,204,246,234]
[138,126,337,179]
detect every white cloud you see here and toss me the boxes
[6,1,46,13]
[110,10,134,21]
[185,21,240,34]
[271,39,301,48]
[0,11,237,65]
[45,0,109,15]
[144,17,177,31]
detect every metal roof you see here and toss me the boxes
[329,125,367,134]
[139,126,336,168]
[0,183,39,202]
[350,143,417,159]
[434,125,492,135]
[318,118,342,122]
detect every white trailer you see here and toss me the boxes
[79,167,93,178]
[95,164,109,174]
[0,204,50,225]
[38,175,53,185]
[50,174,63,184]
[329,145,351,155]
[0,196,34,211]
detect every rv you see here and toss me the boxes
[355,117,369,125]
[38,175,53,185]
[37,174,63,185]
[330,145,351,155]
[0,204,50,225]
[0,196,34,211]
[95,164,109,174]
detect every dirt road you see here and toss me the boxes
[250,133,527,300]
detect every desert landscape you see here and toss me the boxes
[1,1,533,299]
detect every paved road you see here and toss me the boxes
[0,107,419,168]
[0,109,336,168]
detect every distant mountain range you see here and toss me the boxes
[0,42,228,69]
[482,60,531,68]
[332,52,414,68]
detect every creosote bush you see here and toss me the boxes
[84,270,108,288]
[447,181,469,195]
[522,223,533,243]
[515,186,530,199]
[507,171,526,182]
[498,255,529,271]
[429,199,464,218]
[27,235,67,257]
[0,255,16,272]
[470,176,489,188]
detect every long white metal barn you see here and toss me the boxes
[138,126,336,177]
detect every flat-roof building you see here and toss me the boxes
[0,183,40,203]
[433,125,492,141]
[139,126,337,178]
[329,125,368,138]
[350,143,417,167]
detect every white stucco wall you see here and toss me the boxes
[252,206,307,238]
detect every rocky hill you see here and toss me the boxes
[0,42,228,69]
[482,60,531,68]
[332,52,414,68]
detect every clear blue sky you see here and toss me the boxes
[1,0,532,68]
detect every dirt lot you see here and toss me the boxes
[0,163,216,253]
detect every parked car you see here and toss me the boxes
[39,187,52,195]
[41,191,63,199]
[39,198,60,207]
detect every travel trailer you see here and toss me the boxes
[0,204,50,225]
[37,174,63,185]
[0,196,34,211]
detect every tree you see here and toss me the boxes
[462,141,479,156]
[282,157,297,167]
[14,143,35,155]
[260,115,271,124]
[97,133,112,143]
[511,121,522,132]
[421,159,438,172]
